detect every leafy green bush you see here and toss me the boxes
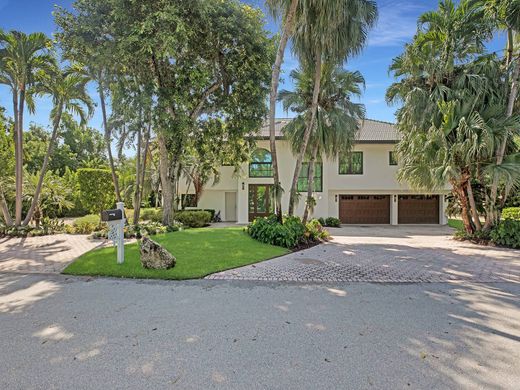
[306,219,330,240]
[72,214,103,234]
[182,208,216,220]
[248,215,306,248]
[174,210,211,228]
[502,207,520,221]
[0,218,65,237]
[491,219,520,249]
[140,208,163,222]
[318,217,326,226]
[325,217,341,227]
[77,168,116,214]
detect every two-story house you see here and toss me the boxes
[177,118,449,225]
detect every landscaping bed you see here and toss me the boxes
[62,227,289,280]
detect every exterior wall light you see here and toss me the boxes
[335,194,338,202]
[242,182,245,190]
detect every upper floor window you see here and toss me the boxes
[339,151,363,174]
[298,162,323,192]
[249,148,273,177]
[389,151,398,166]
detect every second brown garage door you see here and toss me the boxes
[339,195,390,224]
[398,195,439,224]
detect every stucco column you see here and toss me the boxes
[236,166,249,224]
[390,194,398,225]
[439,194,448,225]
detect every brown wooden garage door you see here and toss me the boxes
[339,195,390,224]
[398,195,439,224]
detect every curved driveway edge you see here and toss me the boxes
[207,226,520,283]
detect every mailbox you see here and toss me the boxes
[101,209,123,222]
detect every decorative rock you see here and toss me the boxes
[139,236,176,269]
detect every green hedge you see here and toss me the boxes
[175,210,212,228]
[502,207,520,221]
[491,219,520,249]
[140,208,163,222]
[77,168,116,214]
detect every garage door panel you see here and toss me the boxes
[398,195,439,224]
[339,195,390,224]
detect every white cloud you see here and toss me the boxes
[368,1,429,47]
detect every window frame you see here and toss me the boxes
[249,148,273,178]
[297,161,323,192]
[338,151,363,175]
[389,151,398,166]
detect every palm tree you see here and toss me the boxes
[280,64,366,222]
[287,0,377,215]
[265,0,300,221]
[0,30,54,226]
[23,67,93,226]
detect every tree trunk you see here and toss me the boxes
[98,76,122,203]
[137,122,151,223]
[158,133,173,225]
[288,48,321,216]
[14,89,25,226]
[451,179,474,234]
[0,184,13,226]
[133,127,142,226]
[486,31,519,229]
[269,0,299,222]
[302,142,318,224]
[23,105,63,226]
[466,180,482,231]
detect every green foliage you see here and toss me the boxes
[325,217,341,227]
[501,207,520,221]
[140,208,163,222]
[174,210,212,228]
[305,219,330,240]
[247,215,302,248]
[0,217,65,237]
[490,219,520,248]
[77,168,116,214]
[72,213,103,234]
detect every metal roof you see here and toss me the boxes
[257,118,400,143]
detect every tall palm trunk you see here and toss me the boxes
[22,104,63,226]
[139,123,151,214]
[133,127,142,226]
[485,31,519,230]
[302,142,318,223]
[269,0,299,222]
[14,89,25,226]
[451,178,474,234]
[288,48,321,216]
[158,132,174,225]
[98,77,122,203]
[0,184,13,225]
[466,180,481,231]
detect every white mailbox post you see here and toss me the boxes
[101,202,125,264]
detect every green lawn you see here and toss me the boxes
[448,218,464,229]
[63,227,289,280]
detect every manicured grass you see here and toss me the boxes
[448,218,464,230]
[63,227,289,280]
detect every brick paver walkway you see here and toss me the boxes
[207,226,520,283]
[0,234,104,274]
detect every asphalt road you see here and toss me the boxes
[1,273,519,389]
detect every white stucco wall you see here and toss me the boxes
[175,139,449,224]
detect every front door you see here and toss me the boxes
[225,192,237,222]
[248,184,272,222]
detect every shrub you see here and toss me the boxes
[140,208,163,222]
[318,217,326,226]
[502,207,520,221]
[174,210,211,228]
[182,208,216,220]
[247,215,310,249]
[325,217,341,227]
[491,219,520,249]
[306,219,330,240]
[72,214,103,234]
[77,168,116,214]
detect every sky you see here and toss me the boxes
[0,0,507,135]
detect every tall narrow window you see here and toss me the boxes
[249,148,273,177]
[389,151,398,166]
[297,162,323,192]
[339,151,363,174]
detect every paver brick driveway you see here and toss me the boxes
[208,225,520,283]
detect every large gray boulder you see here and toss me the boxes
[139,236,176,269]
